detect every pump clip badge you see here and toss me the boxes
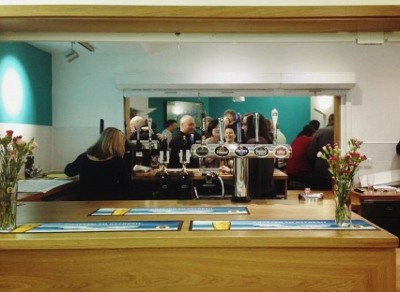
[215,145,229,157]
[254,145,269,157]
[274,145,289,159]
[195,146,210,157]
[234,145,249,157]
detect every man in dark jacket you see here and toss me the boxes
[168,115,201,168]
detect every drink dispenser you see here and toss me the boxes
[191,112,292,202]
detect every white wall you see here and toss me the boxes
[51,42,400,178]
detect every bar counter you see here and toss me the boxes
[0,196,398,291]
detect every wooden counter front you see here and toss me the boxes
[0,198,397,291]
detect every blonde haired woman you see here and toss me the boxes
[65,127,131,200]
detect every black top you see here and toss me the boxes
[397,140,400,155]
[64,153,131,200]
[168,131,202,168]
[247,137,275,198]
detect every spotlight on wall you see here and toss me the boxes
[64,42,79,63]
[232,96,246,102]
[78,42,95,52]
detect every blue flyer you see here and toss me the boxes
[191,220,377,231]
[12,221,182,233]
[91,207,249,216]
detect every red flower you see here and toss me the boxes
[6,130,13,137]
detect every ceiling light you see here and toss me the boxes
[64,42,79,62]
[232,96,245,102]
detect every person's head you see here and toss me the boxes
[224,125,236,144]
[87,127,126,159]
[309,120,320,131]
[327,114,334,126]
[129,116,145,133]
[180,115,196,134]
[300,125,316,137]
[223,109,236,126]
[242,113,272,143]
[205,116,213,129]
[206,119,220,138]
[165,119,177,132]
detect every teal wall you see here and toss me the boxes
[149,97,210,133]
[0,42,52,125]
[150,96,310,144]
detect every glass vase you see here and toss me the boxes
[0,183,18,231]
[333,178,352,227]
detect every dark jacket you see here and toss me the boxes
[65,153,131,200]
[168,131,201,168]
[247,137,275,198]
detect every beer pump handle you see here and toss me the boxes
[136,120,141,142]
[218,117,225,145]
[271,109,278,144]
[201,111,206,145]
[254,113,259,144]
[147,118,153,143]
[236,113,242,144]
[182,135,187,163]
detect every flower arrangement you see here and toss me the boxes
[0,130,37,230]
[317,138,367,226]
[317,138,367,182]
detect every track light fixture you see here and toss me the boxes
[78,42,95,52]
[64,42,79,63]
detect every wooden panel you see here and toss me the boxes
[2,5,400,33]
[0,247,395,291]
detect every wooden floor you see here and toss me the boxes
[397,249,400,291]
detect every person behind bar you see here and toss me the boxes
[242,113,275,198]
[64,127,131,200]
[168,115,201,168]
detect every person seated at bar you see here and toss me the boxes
[307,113,334,190]
[168,115,201,168]
[285,124,316,189]
[242,113,275,198]
[64,127,132,200]
[204,119,221,168]
[219,125,238,174]
[160,119,177,144]
[219,114,275,198]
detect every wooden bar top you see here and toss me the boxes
[1,192,397,291]
[3,193,397,250]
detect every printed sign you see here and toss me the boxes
[190,220,376,231]
[11,221,182,233]
[91,207,249,216]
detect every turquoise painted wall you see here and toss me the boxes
[0,42,52,125]
[150,96,310,143]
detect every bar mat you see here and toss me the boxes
[190,220,377,231]
[8,221,182,233]
[91,207,249,216]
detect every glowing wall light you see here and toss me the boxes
[0,55,29,122]
[1,67,23,117]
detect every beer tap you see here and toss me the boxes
[147,118,159,169]
[179,135,190,190]
[271,108,278,145]
[135,119,142,165]
[199,111,207,171]
[232,112,251,202]
[254,113,259,144]
[157,135,170,193]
